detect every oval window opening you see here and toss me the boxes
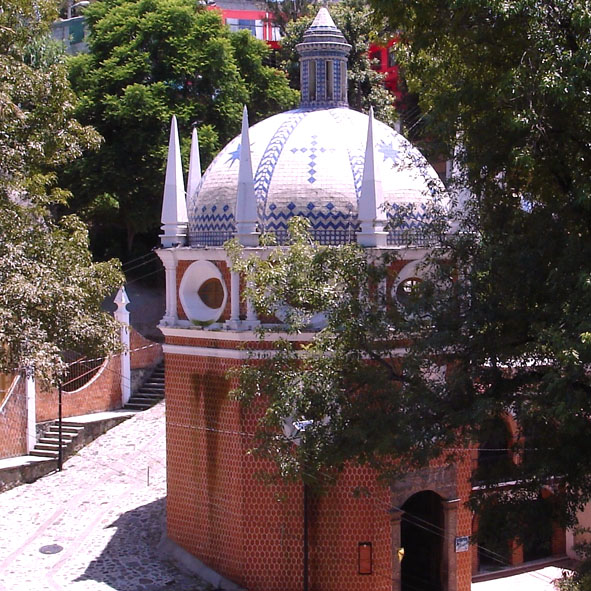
[396,277,422,305]
[198,277,225,310]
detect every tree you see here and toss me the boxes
[226,216,451,489]
[277,0,398,128]
[230,0,591,545]
[263,0,318,37]
[0,0,123,384]
[65,0,299,258]
[366,0,591,529]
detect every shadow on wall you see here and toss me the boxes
[74,497,204,590]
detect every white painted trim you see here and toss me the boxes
[163,343,409,360]
[163,344,271,359]
[155,245,430,263]
[26,375,36,453]
[160,326,316,342]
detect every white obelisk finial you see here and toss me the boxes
[358,107,388,247]
[235,106,259,246]
[160,115,188,248]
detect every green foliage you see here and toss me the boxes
[357,0,591,532]
[0,0,123,383]
[0,207,123,383]
[65,0,298,257]
[228,0,591,536]
[276,0,398,128]
[263,0,318,36]
[227,218,451,488]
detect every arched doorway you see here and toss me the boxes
[401,491,444,591]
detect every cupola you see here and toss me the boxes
[296,7,351,109]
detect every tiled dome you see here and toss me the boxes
[186,8,447,248]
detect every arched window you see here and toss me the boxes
[326,60,333,100]
[474,417,514,484]
[308,61,316,101]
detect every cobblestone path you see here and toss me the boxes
[0,402,207,591]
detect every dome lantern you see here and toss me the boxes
[296,7,351,109]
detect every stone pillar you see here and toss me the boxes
[159,250,178,326]
[114,287,131,406]
[391,509,403,591]
[225,271,243,330]
[25,372,36,453]
[443,498,460,591]
[244,282,260,329]
[231,271,240,321]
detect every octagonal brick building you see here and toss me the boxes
[156,9,480,591]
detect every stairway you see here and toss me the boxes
[124,361,165,411]
[30,421,85,459]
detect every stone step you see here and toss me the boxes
[30,449,59,458]
[127,396,163,407]
[124,402,153,411]
[36,442,69,452]
[142,383,164,390]
[39,435,74,445]
[61,421,86,428]
[135,391,164,399]
[46,426,83,435]
[141,382,164,390]
[123,361,165,411]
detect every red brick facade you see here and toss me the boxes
[164,343,479,591]
[0,328,162,459]
[163,253,567,590]
[35,329,162,423]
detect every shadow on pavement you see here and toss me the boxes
[75,497,205,591]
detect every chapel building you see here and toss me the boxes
[156,9,567,591]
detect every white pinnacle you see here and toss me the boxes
[235,105,259,246]
[186,126,201,202]
[358,106,388,247]
[310,7,338,29]
[160,115,188,247]
[114,286,130,310]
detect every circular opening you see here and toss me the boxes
[198,277,225,309]
[179,260,228,324]
[396,277,422,305]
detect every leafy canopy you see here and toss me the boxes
[227,218,452,489]
[367,0,591,525]
[65,0,299,257]
[230,0,591,541]
[0,0,122,383]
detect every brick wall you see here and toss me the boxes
[36,355,122,422]
[36,328,162,423]
[164,349,475,591]
[130,329,162,369]
[0,375,27,459]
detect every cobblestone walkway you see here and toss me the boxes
[0,402,207,591]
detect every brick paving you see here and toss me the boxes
[0,401,207,591]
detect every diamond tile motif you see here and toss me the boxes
[187,107,448,247]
